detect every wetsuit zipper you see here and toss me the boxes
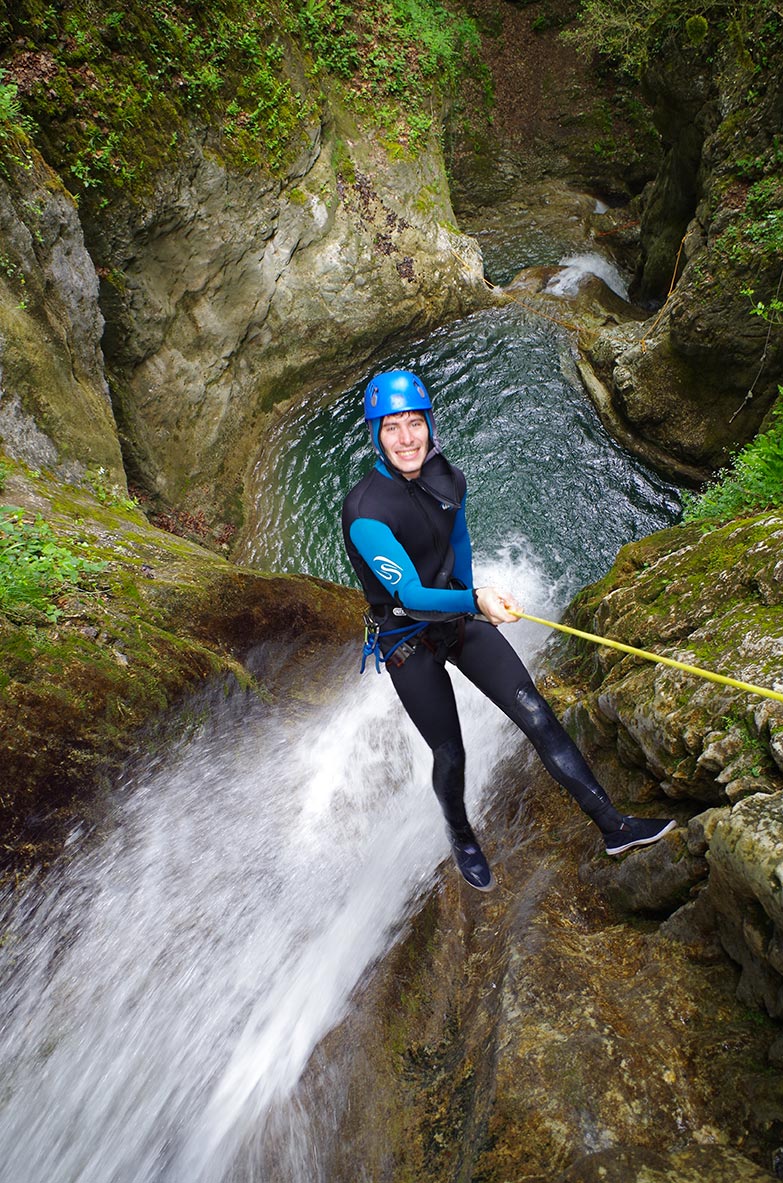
[407,480,445,560]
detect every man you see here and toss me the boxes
[342,370,675,891]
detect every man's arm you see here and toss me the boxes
[349,517,478,618]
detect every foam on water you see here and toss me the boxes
[545,252,630,300]
[0,547,548,1183]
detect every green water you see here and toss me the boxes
[242,303,681,610]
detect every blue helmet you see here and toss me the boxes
[364,370,432,421]
[364,370,436,460]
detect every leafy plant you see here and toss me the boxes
[293,0,480,123]
[0,67,35,155]
[682,392,783,522]
[685,14,709,44]
[85,467,139,511]
[564,1,783,77]
[0,508,107,622]
[743,285,783,324]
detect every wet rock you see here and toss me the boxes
[0,464,362,882]
[556,1144,776,1182]
[659,889,725,963]
[91,119,489,527]
[707,792,783,1017]
[505,263,643,340]
[580,826,707,915]
[0,151,124,484]
[311,774,783,1182]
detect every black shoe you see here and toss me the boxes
[604,815,676,856]
[448,828,496,892]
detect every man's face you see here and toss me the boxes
[379,411,429,479]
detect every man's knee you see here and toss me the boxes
[512,683,557,733]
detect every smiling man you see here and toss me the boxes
[341,369,675,890]
[378,410,430,478]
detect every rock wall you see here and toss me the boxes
[0,33,488,536]
[285,752,783,1182]
[581,29,783,475]
[0,148,125,484]
[0,454,362,881]
[545,512,783,1019]
[266,512,783,1183]
[88,107,488,531]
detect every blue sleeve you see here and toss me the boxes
[450,494,474,588]
[349,518,477,617]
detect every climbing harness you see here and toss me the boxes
[360,612,427,673]
[507,608,783,705]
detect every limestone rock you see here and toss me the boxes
[0,151,124,483]
[578,32,783,475]
[560,513,783,813]
[90,119,490,526]
[549,512,783,1018]
[580,826,707,915]
[311,773,783,1182]
[557,1144,776,1182]
[707,792,783,1017]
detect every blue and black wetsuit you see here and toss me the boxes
[342,451,622,840]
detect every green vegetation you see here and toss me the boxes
[0,69,25,131]
[294,0,480,95]
[0,1,316,198]
[565,1,783,77]
[714,170,783,271]
[85,467,139,513]
[682,392,783,522]
[685,14,709,44]
[0,0,481,206]
[0,507,107,622]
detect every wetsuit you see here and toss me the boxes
[342,450,623,840]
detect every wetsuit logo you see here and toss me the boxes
[373,555,403,585]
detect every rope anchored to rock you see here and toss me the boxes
[506,608,783,705]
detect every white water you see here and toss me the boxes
[0,552,555,1183]
[545,251,630,300]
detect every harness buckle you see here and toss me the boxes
[386,640,417,668]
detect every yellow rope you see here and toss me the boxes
[640,232,687,353]
[507,608,783,705]
[449,243,783,706]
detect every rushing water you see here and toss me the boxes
[0,570,551,1183]
[0,217,682,1182]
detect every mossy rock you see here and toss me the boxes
[0,461,362,882]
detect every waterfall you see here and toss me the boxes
[0,191,682,1181]
[545,252,630,300]
[0,551,554,1183]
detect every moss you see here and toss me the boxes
[0,463,362,884]
[0,0,485,220]
[0,0,318,213]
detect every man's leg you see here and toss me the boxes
[454,619,674,852]
[386,644,495,889]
